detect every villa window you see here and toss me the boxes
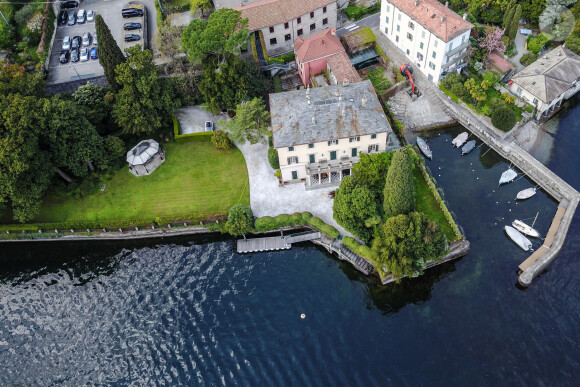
[328,140,338,146]
[385,16,389,24]
[308,143,314,148]
[310,11,314,18]
[420,42,424,49]
[323,6,327,13]
[269,26,274,33]
[287,156,298,164]
[297,29,303,36]
[351,148,358,157]
[407,33,413,41]
[288,146,294,151]
[396,24,400,32]
[384,27,388,35]
[368,144,379,153]
[270,38,277,46]
[291,171,298,180]
[284,22,289,29]
[408,21,414,30]
[398,13,401,21]
[396,35,399,42]
[434,40,438,48]
[323,18,328,25]
[310,23,316,31]
[309,154,315,163]
[349,136,360,142]
[432,51,436,59]
[371,134,377,139]
[285,34,291,41]
[297,17,301,24]
[422,31,426,38]
[429,61,436,70]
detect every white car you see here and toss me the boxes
[77,9,86,24]
[82,32,91,47]
[93,32,97,46]
[80,47,89,61]
[86,9,95,22]
[62,36,71,50]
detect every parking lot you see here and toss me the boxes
[48,0,157,85]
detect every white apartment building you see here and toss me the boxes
[270,81,393,188]
[379,0,473,83]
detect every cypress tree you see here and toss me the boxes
[383,148,415,218]
[509,5,522,43]
[95,14,125,91]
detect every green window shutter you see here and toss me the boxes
[351,148,357,157]
[309,154,315,163]
[330,151,337,160]
[291,171,298,180]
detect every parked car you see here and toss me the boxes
[59,50,70,64]
[71,47,80,62]
[82,32,91,47]
[90,47,98,60]
[121,8,143,18]
[93,32,97,46]
[77,9,85,24]
[124,34,140,42]
[67,11,76,26]
[86,9,95,22]
[71,35,81,49]
[80,47,89,62]
[123,22,141,31]
[62,35,71,50]
[205,121,214,131]
[58,10,68,25]
[61,1,79,9]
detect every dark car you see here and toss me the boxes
[71,35,81,50]
[58,10,68,25]
[61,1,79,9]
[124,34,140,42]
[71,47,80,63]
[121,8,143,18]
[59,50,70,64]
[123,22,141,31]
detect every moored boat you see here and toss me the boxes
[499,168,517,185]
[516,187,536,200]
[512,220,540,238]
[461,140,476,155]
[452,132,468,147]
[504,225,533,251]
[416,136,432,159]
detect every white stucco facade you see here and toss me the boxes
[379,0,471,84]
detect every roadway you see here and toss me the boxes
[336,12,380,38]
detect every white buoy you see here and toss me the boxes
[300,314,306,319]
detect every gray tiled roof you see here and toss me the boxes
[512,46,580,103]
[270,80,391,148]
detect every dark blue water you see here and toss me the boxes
[1,105,580,384]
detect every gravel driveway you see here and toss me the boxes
[174,106,227,134]
[234,138,354,238]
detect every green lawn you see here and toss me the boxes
[412,164,457,242]
[26,141,249,226]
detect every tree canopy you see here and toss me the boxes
[383,148,415,218]
[371,212,447,281]
[95,14,125,91]
[113,47,178,135]
[190,0,212,17]
[182,8,249,63]
[352,152,392,196]
[226,204,254,235]
[221,97,270,144]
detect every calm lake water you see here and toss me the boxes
[1,102,580,384]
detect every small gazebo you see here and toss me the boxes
[126,139,165,176]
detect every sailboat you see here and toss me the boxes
[416,137,432,159]
[461,140,476,155]
[512,220,540,238]
[516,187,537,200]
[499,168,517,185]
[504,226,533,251]
[452,132,468,147]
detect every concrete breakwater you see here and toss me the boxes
[423,85,580,287]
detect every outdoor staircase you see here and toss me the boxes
[254,35,267,67]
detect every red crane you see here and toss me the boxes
[399,64,415,94]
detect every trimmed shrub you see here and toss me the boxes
[226,204,254,235]
[273,75,282,92]
[268,52,295,64]
[342,236,373,259]
[491,106,516,132]
[527,33,552,54]
[520,52,538,66]
[383,148,415,218]
[211,129,233,150]
[268,147,279,169]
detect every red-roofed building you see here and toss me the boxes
[295,28,360,86]
[380,0,473,83]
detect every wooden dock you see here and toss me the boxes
[236,231,321,253]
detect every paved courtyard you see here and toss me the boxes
[174,106,227,134]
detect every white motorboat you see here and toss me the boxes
[499,168,517,185]
[505,226,533,251]
[417,136,432,159]
[461,140,476,155]
[512,220,540,238]
[452,132,468,147]
[516,187,536,200]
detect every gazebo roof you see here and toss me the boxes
[126,139,160,166]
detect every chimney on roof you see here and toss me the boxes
[322,39,325,46]
[342,109,346,117]
[331,28,336,36]
[415,0,419,6]
[334,88,339,96]
[312,116,316,125]
[343,79,349,87]
[441,15,446,23]
[445,1,449,7]
[338,92,342,101]
[361,95,367,107]
[463,13,467,20]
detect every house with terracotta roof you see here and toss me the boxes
[510,46,580,121]
[295,28,360,86]
[380,0,473,83]
[230,0,338,57]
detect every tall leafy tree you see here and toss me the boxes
[383,148,415,218]
[73,82,115,135]
[113,47,179,135]
[226,204,254,236]
[95,14,125,91]
[0,60,45,97]
[352,152,392,198]
[371,212,447,281]
[508,5,522,42]
[182,8,249,63]
[221,97,270,144]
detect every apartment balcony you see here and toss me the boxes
[445,41,470,58]
[441,51,468,70]
[305,156,360,173]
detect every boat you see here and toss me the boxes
[512,220,540,238]
[452,132,468,147]
[461,140,476,155]
[516,187,537,200]
[416,137,432,159]
[499,168,517,185]
[504,225,533,251]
